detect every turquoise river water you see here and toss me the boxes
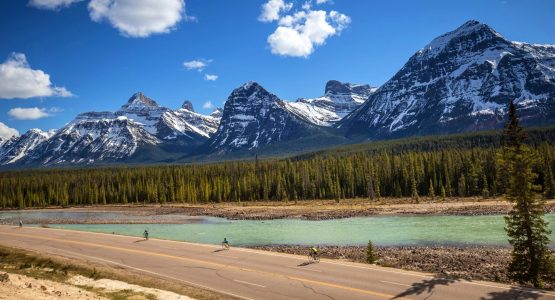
[2,214,553,247]
[3,211,555,246]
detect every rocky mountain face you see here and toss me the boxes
[0,129,56,165]
[0,93,221,166]
[340,20,555,138]
[207,82,323,153]
[285,80,377,126]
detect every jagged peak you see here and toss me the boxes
[325,80,374,95]
[230,81,271,99]
[122,92,159,108]
[420,20,503,56]
[21,128,55,139]
[181,100,195,112]
[210,107,223,118]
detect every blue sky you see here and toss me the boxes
[1,0,554,136]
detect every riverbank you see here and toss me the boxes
[3,198,555,223]
[249,245,522,287]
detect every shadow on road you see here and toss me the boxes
[298,261,315,267]
[392,277,460,299]
[133,239,147,243]
[212,249,228,253]
[480,287,542,300]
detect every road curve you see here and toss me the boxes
[0,225,553,300]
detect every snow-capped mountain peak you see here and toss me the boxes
[207,82,320,153]
[341,20,555,137]
[419,20,504,59]
[0,128,55,164]
[284,80,377,126]
[210,108,223,119]
[121,92,160,110]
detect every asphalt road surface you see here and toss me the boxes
[0,225,553,300]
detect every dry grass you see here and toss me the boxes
[0,245,236,300]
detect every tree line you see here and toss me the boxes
[1,140,554,208]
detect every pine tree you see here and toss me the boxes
[481,174,490,199]
[411,176,419,203]
[501,100,555,288]
[458,175,466,197]
[367,172,375,201]
[428,179,435,200]
[544,164,555,199]
[441,184,446,201]
[366,240,376,264]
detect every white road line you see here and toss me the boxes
[214,254,240,259]
[234,280,266,288]
[380,280,412,287]
[288,266,323,273]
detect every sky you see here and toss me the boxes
[1,0,555,137]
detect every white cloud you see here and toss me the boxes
[7,107,61,120]
[204,74,218,81]
[258,0,293,22]
[266,8,350,58]
[88,0,185,38]
[202,100,214,110]
[183,59,211,71]
[29,0,83,10]
[0,122,19,139]
[0,53,72,99]
[316,0,332,4]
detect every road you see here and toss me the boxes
[0,225,553,300]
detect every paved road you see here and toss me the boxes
[0,225,553,300]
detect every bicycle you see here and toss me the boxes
[308,251,320,263]
[221,238,230,250]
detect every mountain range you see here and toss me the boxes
[1,20,554,168]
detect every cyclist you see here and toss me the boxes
[222,237,229,249]
[309,246,319,261]
[143,229,149,240]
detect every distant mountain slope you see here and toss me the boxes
[0,129,55,165]
[206,82,332,153]
[284,80,377,126]
[340,20,555,138]
[1,93,221,167]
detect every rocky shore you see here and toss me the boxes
[2,198,554,223]
[249,245,515,285]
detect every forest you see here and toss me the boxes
[1,128,554,208]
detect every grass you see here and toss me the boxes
[0,245,235,299]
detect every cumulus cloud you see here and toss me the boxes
[260,0,350,58]
[259,0,293,22]
[183,59,211,71]
[29,0,83,10]
[7,107,60,120]
[0,122,19,140]
[88,0,185,38]
[202,100,214,110]
[316,0,332,4]
[0,53,72,99]
[204,74,218,81]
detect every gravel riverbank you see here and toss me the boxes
[2,198,555,223]
[249,245,516,285]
